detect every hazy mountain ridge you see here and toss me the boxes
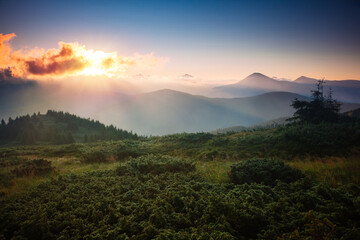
[2,72,360,135]
[215,73,360,103]
[2,86,360,135]
[295,76,360,88]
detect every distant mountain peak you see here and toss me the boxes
[294,76,318,84]
[243,72,273,80]
[238,72,276,86]
[248,72,267,77]
[143,88,193,98]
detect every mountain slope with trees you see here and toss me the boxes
[0,110,139,145]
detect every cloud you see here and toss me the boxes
[0,68,13,81]
[133,52,168,67]
[0,33,166,80]
[0,33,16,66]
[177,73,201,84]
[179,74,194,79]
[24,43,87,76]
[272,76,292,82]
[133,73,147,79]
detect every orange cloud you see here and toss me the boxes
[133,52,168,67]
[0,33,16,66]
[0,33,166,79]
[22,43,87,76]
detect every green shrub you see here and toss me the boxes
[1,170,359,240]
[10,159,54,177]
[229,159,304,186]
[81,150,109,163]
[115,147,141,162]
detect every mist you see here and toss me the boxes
[2,73,360,136]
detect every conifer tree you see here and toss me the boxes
[289,80,341,123]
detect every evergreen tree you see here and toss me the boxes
[289,80,341,124]
[8,117,13,125]
[0,119,5,127]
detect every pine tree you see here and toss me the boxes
[0,119,5,128]
[289,80,341,124]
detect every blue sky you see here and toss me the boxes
[1,0,360,80]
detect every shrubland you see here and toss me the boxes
[1,156,359,239]
[0,101,360,239]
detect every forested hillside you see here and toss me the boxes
[0,110,139,145]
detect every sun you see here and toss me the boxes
[80,67,107,76]
[73,46,125,78]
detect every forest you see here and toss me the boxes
[0,110,139,145]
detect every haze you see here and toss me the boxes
[1,0,360,134]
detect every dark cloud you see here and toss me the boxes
[26,57,86,75]
[0,68,13,81]
[22,42,87,76]
[180,74,194,79]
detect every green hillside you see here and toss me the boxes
[1,112,360,239]
[0,110,139,145]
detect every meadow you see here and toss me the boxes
[1,120,360,239]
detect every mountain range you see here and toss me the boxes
[1,72,360,135]
[214,73,360,103]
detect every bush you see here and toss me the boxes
[115,147,141,162]
[10,159,54,177]
[229,159,304,186]
[81,150,109,163]
[1,169,359,240]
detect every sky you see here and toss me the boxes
[1,0,360,87]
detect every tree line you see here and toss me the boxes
[0,110,139,145]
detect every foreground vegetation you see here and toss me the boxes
[0,118,360,239]
[1,156,360,239]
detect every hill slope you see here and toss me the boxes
[2,89,360,136]
[119,90,360,135]
[112,90,309,135]
[0,110,138,145]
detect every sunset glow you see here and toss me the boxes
[0,33,164,81]
[1,2,360,237]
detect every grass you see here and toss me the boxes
[2,152,360,198]
[1,125,360,198]
[289,156,360,186]
[196,160,236,183]
[196,155,360,186]
[0,155,119,198]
